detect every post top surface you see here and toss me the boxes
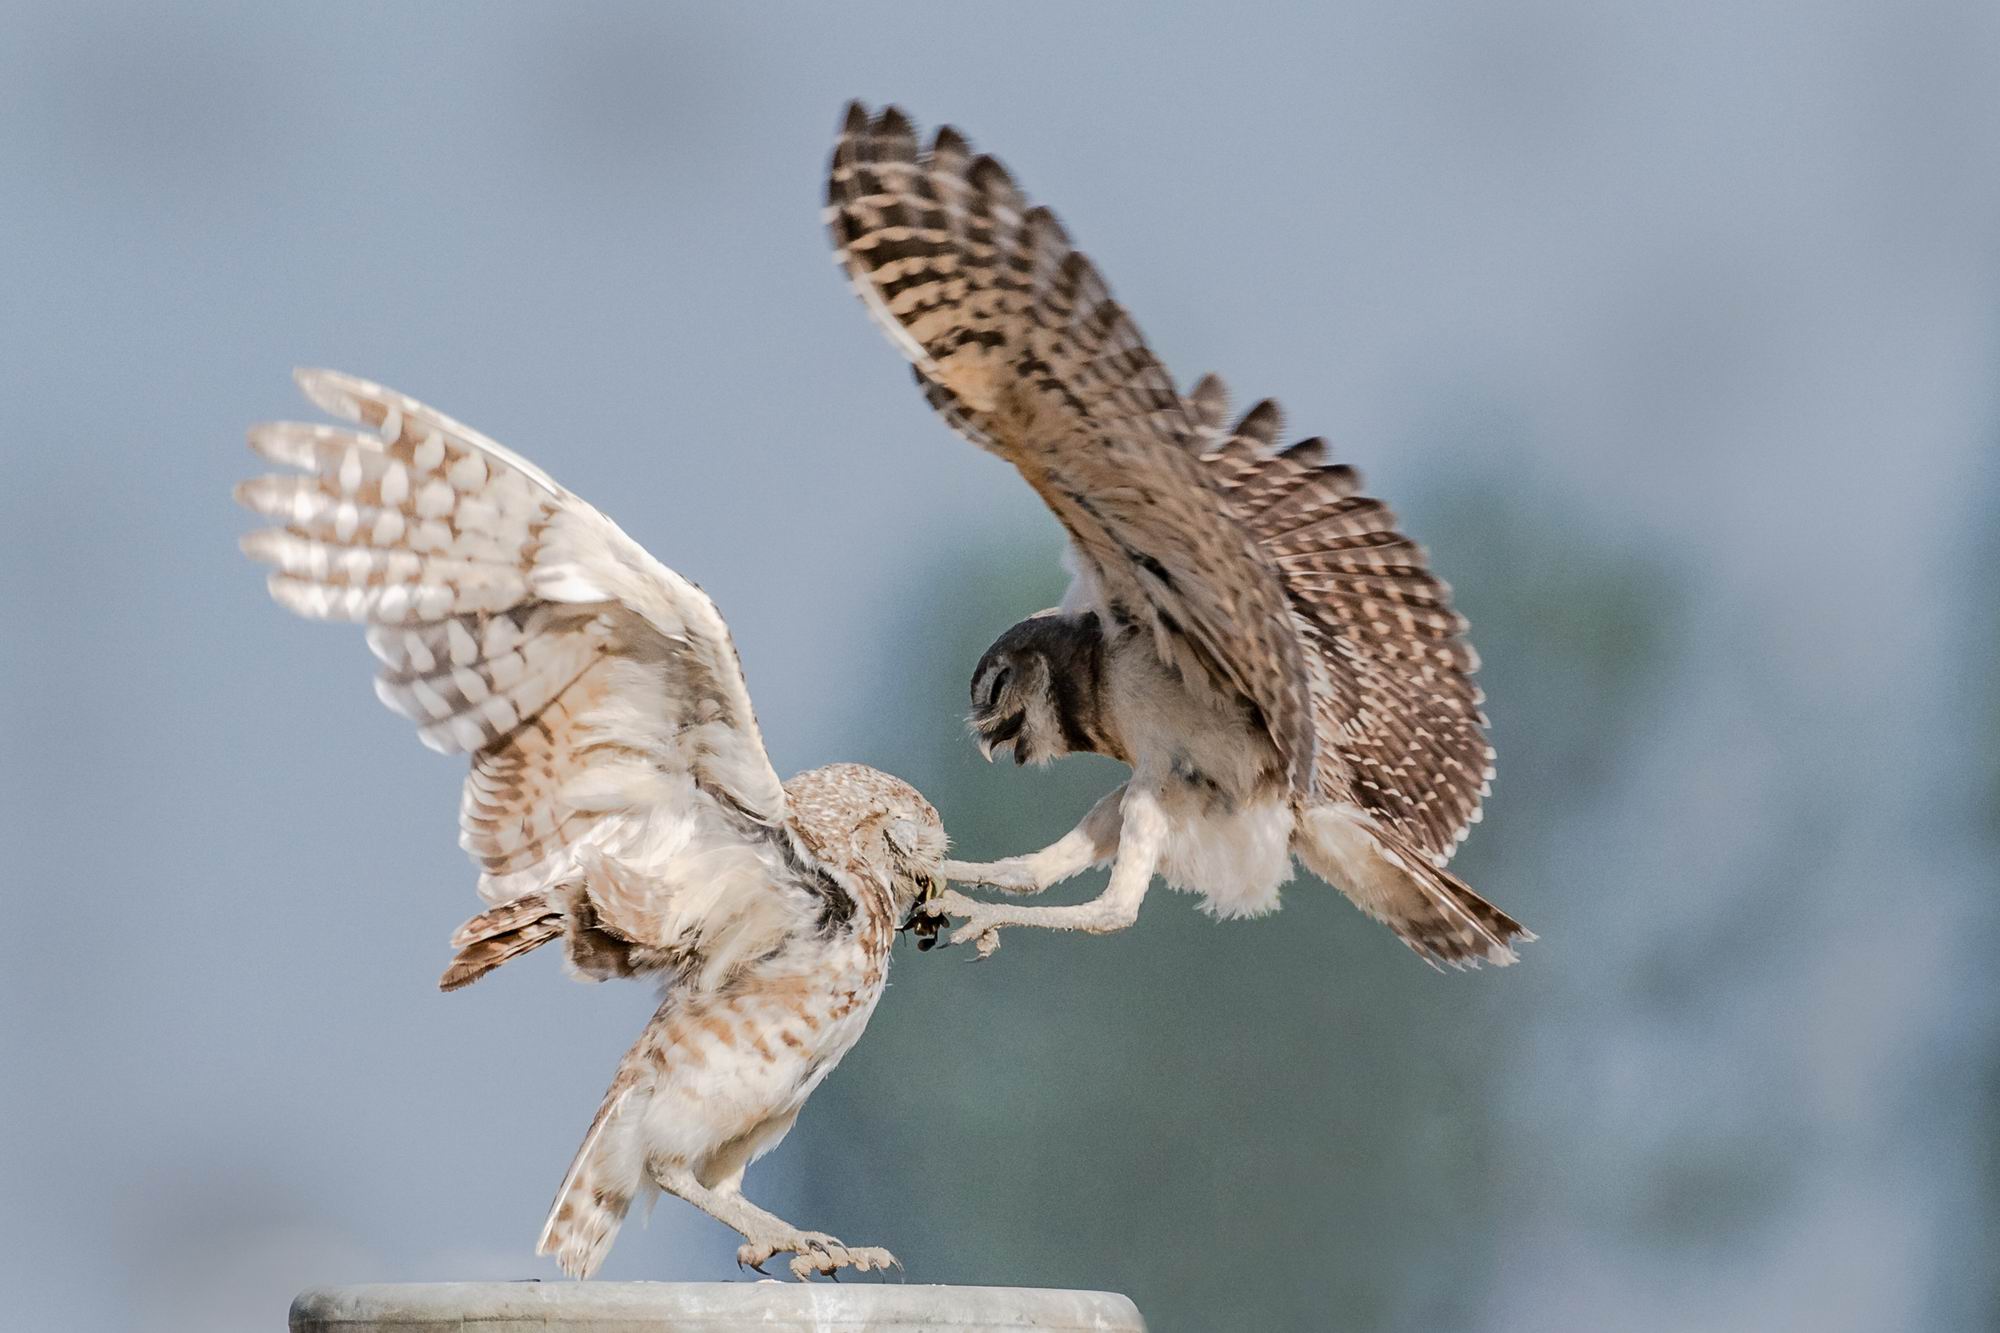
[291,1281,1145,1331]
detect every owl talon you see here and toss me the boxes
[923,890,1007,954]
[741,1231,894,1281]
[944,909,1010,957]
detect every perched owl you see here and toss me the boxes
[828,104,1530,967]
[236,370,948,1280]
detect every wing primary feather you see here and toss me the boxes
[831,102,1492,851]
[829,103,1319,793]
[236,372,808,974]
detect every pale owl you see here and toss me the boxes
[828,103,1530,967]
[236,369,948,1280]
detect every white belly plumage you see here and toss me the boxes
[1155,795,1296,919]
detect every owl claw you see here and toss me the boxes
[961,926,1003,958]
[740,1232,896,1282]
[923,890,1009,956]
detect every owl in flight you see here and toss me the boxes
[828,103,1530,967]
[236,370,948,1280]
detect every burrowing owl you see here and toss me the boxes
[236,370,948,1279]
[828,104,1530,967]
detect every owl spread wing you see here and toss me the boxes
[827,103,1317,794]
[1189,383,1493,864]
[237,370,823,976]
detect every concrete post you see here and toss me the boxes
[291,1282,1146,1331]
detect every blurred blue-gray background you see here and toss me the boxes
[4,4,1996,1330]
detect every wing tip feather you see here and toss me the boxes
[293,366,371,423]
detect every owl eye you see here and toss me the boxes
[985,665,1012,710]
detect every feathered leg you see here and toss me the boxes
[941,784,1125,894]
[927,785,1165,956]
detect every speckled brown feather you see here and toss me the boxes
[239,369,794,905]
[539,1060,648,1278]
[827,102,1317,796]
[441,892,565,991]
[1193,384,1494,865]
[827,108,1518,967]
[537,765,941,1278]
[1359,826,1525,969]
[827,101,1490,867]
[240,372,951,1279]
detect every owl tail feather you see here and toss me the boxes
[439,891,565,991]
[1300,806,1532,969]
[538,1032,658,1278]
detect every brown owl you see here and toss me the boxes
[829,104,1529,968]
[237,370,947,1279]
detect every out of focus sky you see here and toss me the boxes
[3,4,1996,1330]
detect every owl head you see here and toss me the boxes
[853,785,944,951]
[784,765,947,933]
[967,610,1104,768]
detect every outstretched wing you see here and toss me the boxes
[237,370,812,973]
[827,102,1316,794]
[1192,380,1493,865]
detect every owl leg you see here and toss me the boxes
[941,784,1125,895]
[653,1165,898,1280]
[927,786,1165,956]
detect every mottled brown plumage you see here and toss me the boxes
[1192,386,1492,865]
[237,371,948,1279]
[829,104,1528,968]
[826,102,1315,796]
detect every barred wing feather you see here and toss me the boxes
[827,102,1318,795]
[236,371,800,975]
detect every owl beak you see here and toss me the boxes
[977,711,1025,763]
